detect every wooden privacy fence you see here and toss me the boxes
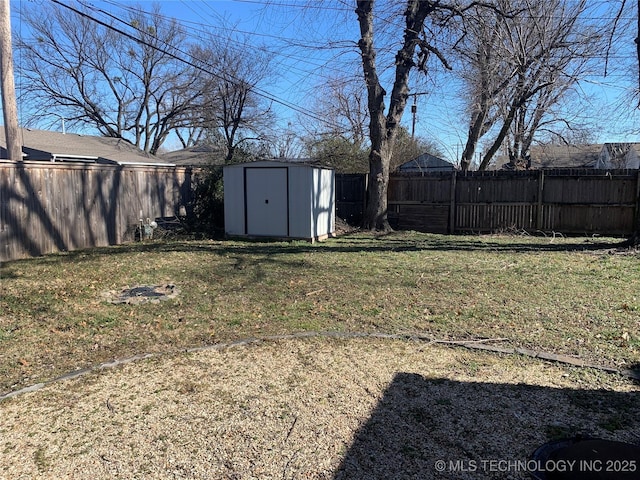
[336,169,640,235]
[335,173,368,225]
[4,166,638,261]
[0,161,194,262]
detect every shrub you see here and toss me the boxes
[185,165,225,236]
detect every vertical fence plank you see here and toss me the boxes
[448,172,456,234]
[336,170,638,236]
[0,162,194,262]
[536,170,544,231]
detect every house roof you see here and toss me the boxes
[397,153,456,172]
[529,144,602,169]
[491,144,603,170]
[601,142,640,168]
[159,145,226,166]
[0,128,171,165]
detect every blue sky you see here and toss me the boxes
[9,0,640,163]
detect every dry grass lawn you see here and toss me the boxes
[1,337,639,480]
[1,232,639,478]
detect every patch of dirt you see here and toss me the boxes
[1,337,638,479]
[100,284,180,305]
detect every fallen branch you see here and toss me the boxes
[305,288,325,296]
[284,416,298,443]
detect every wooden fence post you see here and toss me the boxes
[449,171,457,234]
[635,169,640,235]
[536,169,545,231]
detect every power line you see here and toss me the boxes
[82,0,364,122]
[98,0,357,74]
[86,0,640,96]
[40,0,640,151]
[49,0,345,131]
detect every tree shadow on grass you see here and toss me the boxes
[4,230,627,265]
[332,373,640,480]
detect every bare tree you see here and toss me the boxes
[301,75,370,172]
[457,1,512,171]
[17,1,204,154]
[268,123,305,159]
[309,76,369,148]
[353,0,517,229]
[503,80,577,169]
[305,67,442,173]
[355,0,452,230]
[456,0,603,170]
[190,37,274,164]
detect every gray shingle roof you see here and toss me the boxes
[491,144,603,170]
[529,144,602,169]
[0,128,170,165]
[398,153,456,172]
[159,145,226,166]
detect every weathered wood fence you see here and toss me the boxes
[1,161,194,262]
[336,173,368,225]
[3,165,638,262]
[337,169,640,236]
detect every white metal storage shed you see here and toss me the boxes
[223,161,335,242]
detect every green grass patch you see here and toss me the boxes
[1,231,639,393]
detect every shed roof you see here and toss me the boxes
[0,128,170,165]
[224,159,333,170]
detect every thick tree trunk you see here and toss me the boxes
[356,0,391,231]
[363,143,392,231]
[478,100,518,170]
[356,0,432,230]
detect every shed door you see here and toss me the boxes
[245,167,288,236]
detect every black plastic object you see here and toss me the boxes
[530,436,640,480]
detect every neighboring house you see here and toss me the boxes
[491,144,603,169]
[397,153,456,173]
[492,143,640,170]
[159,145,226,166]
[595,143,640,169]
[0,127,172,166]
[528,144,602,169]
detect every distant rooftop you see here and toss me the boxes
[0,128,170,165]
[398,153,456,172]
[529,144,602,169]
[159,145,226,166]
[491,144,603,170]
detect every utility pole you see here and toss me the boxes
[409,92,428,140]
[0,0,20,160]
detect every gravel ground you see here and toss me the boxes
[1,336,639,480]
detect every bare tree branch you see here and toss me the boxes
[17,1,206,154]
